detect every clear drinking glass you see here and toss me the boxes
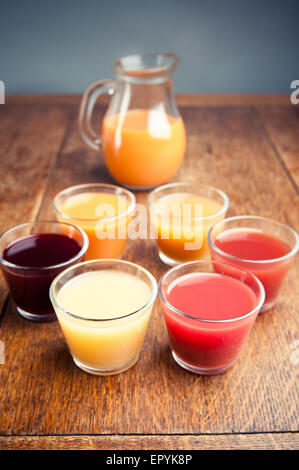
[148,182,229,265]
[52,183,136,260]
[159,260,265,375]
[0,221,88,321]
[50,259,157,375]
[79,53,186,189]
[208,216,298,312]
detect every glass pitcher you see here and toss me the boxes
[79,53,186,190]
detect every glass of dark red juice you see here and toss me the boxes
[208,216,298,312]
[0,221,89,321]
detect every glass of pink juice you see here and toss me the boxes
[158,260,265,375]
[208,216,298,312]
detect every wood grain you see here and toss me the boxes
[254,105,299,189]
[0,104,73,314]
[0,97,298,449]
[0,433,298,450]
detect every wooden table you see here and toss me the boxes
[0,95,298,450]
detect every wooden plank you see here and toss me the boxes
[0,104,29,155]
[0,104,73,313]
[0,433,298,450]
[254,105,299,189]
[0,105,29,313]
[0,104,74,233]
[0,105,298,437]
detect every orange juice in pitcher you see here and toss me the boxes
[79,53,186,189]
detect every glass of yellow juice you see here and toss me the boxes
[50,259,157,375]
[148,183,229,266]
[52,183,136,260]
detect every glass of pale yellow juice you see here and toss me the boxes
[50,259,157,375]
[148,183,229,266]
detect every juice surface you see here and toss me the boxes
[57,270,151,319]
[212,229,292,306]
[167,272,257,321]
[58,192,130,260]
[152,192,224,262]
[214,229,290,260]
[55,270,153,370]
[162,272,258,371]
[102,109,186,188]
[154,193,222,220]
[60,192,127,220]
[3,233,81,267]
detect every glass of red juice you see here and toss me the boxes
[208,216,298,312]
[158,260,265,375]
[0,221,89,322]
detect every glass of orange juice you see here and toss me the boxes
[50,259,157,375]
[148,183,229,265]
[78,53,186,189]
[52,183,135,260]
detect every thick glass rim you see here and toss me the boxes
[148,182,229,221]
[114,52,178,76]
[52,183,136,223]
[0,221,89,271]
[158,260,265,323]
[50,259,158,322]
[208,215,299,264]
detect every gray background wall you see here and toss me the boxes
[0,0,298,94]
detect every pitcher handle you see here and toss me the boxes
[78,79,116,151]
